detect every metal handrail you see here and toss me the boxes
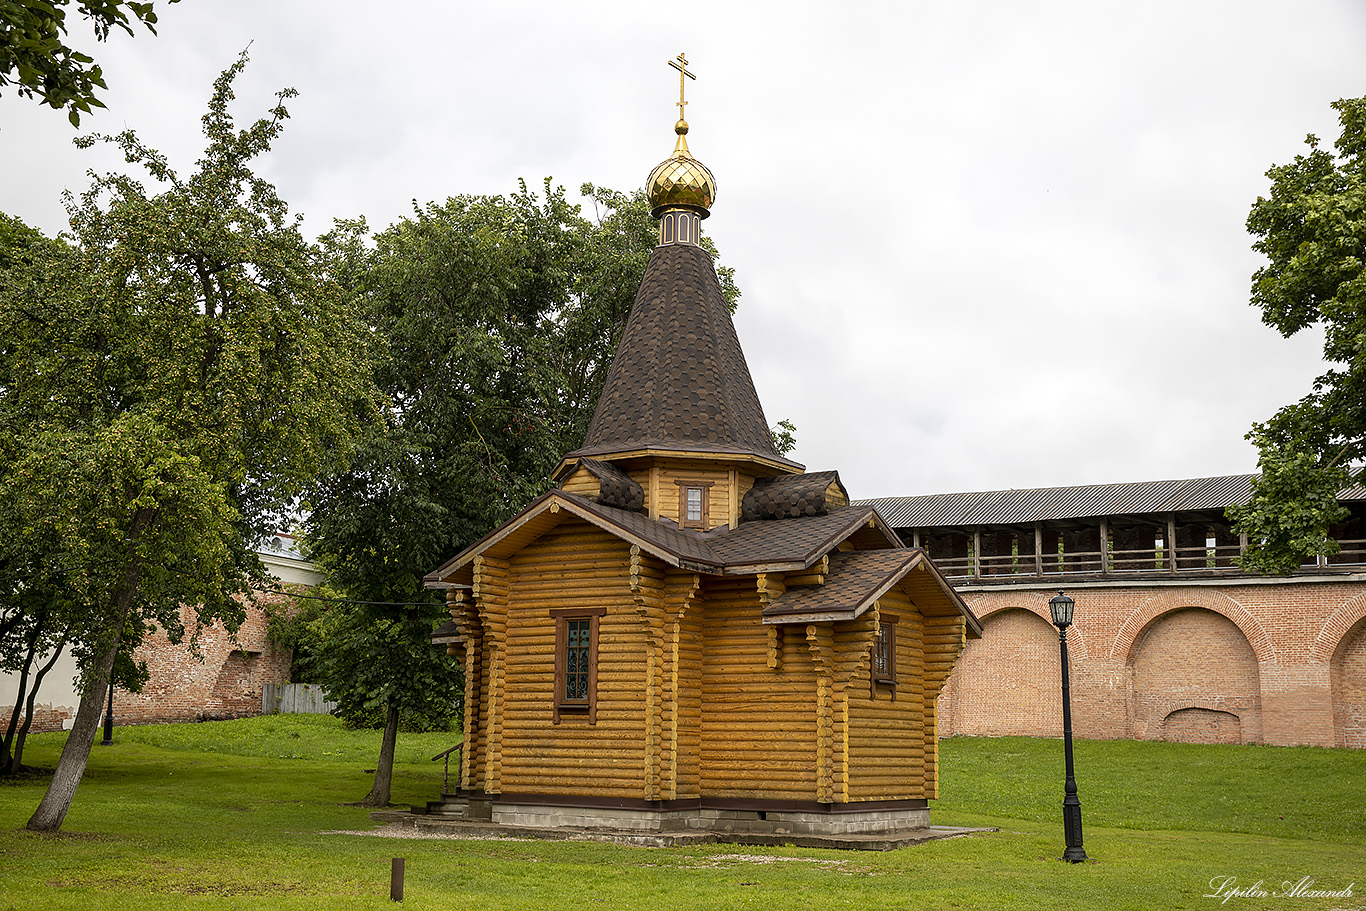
[431,744,462,794]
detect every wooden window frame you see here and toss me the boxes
[871,614,897,698]
[551,606,606,723]
[675,479,715,529]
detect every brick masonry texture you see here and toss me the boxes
[937,580,1366,747]
[4,593,293,733]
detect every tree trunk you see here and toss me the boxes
[360,703,399,808]
[13,638,68,772]
[28,506,151,830]
[1,616,42,774]
[1,658,31,774]
[26,617,123,831]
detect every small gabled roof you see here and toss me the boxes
[708,506,902,571]
[423,490,722,583]
[742,470,847,521]
[431,620,462,645]
[760,549,982,637]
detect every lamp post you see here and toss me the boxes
[101,683,115,746]
[1049,590,1088,863]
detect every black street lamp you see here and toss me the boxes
[101,683,115,746]
[1049,590,1088,863]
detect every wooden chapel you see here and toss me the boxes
[423,56,981,839]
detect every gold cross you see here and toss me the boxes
[668,52,695,121]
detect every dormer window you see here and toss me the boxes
[685,487,703,521]
[675,480,714,529]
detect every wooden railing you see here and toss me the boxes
[931,537,1366,581]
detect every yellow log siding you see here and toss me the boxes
[652,465,734,531]
[559,466,600,497]
[493,521,649,799]
[825,478,848,508]
[472,556,510,793]
[921,613,967,798]
[621,462,760,527]
[669,568,704,797]
[448,589,486,792]
[846,587,931,801]
[699,576,820,800]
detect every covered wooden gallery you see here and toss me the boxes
[423,95,981,838]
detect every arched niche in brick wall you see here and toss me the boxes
[1109,589,1273,667]
[1127,607,1263,744]
[940,607,1062,739]
[1330,616,1366,749]
[1311,590,1366,665]
[960,598,1090,660]
[1162,707,1242,744]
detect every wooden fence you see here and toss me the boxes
[261,683,337,716]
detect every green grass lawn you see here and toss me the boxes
[1,717,1362,910]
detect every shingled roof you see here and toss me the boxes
[565,243,800,469]
[426,492,897,578]
[575,457,646,512]
[860,473,1366,529]
[761,550,934,624]
[423,489,979,635]
[742,470,846,521]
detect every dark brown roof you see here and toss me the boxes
[708,506,898,569]
[560,495,897,573]
[424,491,980,636]
[761,550,924,621]
[576,458,645,512]
[426,492,895,580]
[566,243,800,468]
[742,470,845,521]
[431,620,462,643]
[563,492,723,570]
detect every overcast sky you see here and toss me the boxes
[4,0,1364,499]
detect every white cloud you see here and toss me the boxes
[3,0,1361,497]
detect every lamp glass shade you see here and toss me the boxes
[1049,592,1075,628]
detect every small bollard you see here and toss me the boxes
[391,857,404,902]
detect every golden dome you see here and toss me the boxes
[647,119,716,219]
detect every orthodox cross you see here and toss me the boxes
[669,52,695,121]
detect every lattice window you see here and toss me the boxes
[675,479,714,529]
[551,607,606,723]
[871,614,898,697]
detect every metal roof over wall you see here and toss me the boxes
[857,474,1366,529]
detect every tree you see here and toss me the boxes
[1229,96,1366,574]
[0,52,377,831]
[303,181,739,805]
[297,598,462,807]
[0,212,85,776]
[1,0,179,125]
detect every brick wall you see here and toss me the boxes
[3,593,294,733]
[1334,617,1366,748]
[939,579,1366,748]
[116,594,293,725]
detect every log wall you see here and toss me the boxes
[448,511,971,805]
[698,576,820,800]
[559,467,599,497]
[494,521,646,798]
[629,462,755,530]
[846,588,929,800]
